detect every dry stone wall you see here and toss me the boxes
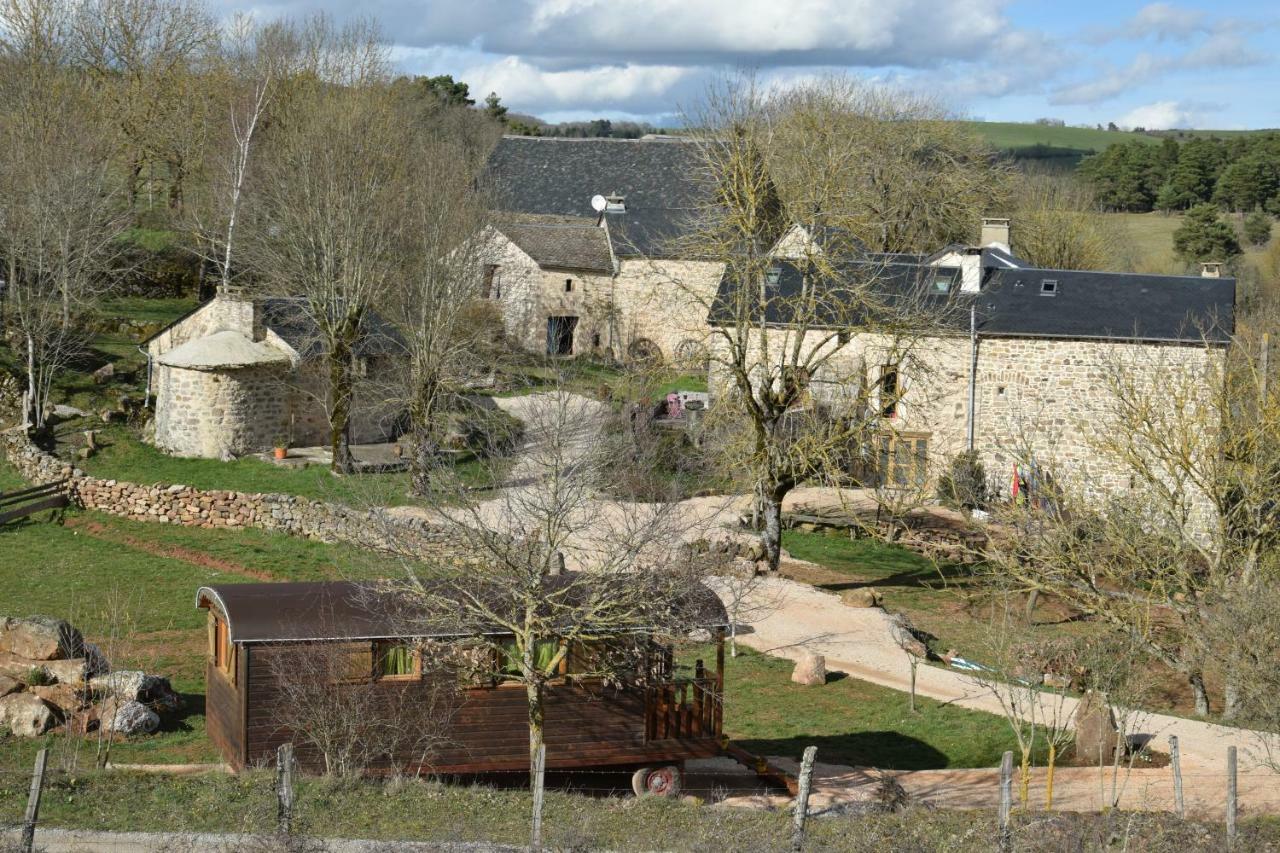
[0,427,460,555]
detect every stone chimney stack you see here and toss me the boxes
[1200,261,1223,278]
[981,217,1011,251]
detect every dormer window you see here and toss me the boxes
[1040,279,1058,296]
[605,195,626,213]
[765,266,782,290]
[933,269,957,293]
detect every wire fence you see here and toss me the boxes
[2,743,1277,853]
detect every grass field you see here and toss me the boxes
[1103,211,1278,276]
[0,504,1035,777]
[965,121,1161,154]
[68,422,499,507]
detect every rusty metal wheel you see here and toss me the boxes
[632,764,682,798]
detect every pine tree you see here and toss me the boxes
[1173,204,1242,264]
[1244,211,1273,247]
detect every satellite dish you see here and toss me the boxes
[590,194,608,212]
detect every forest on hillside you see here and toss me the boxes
[1080,134,1280,214]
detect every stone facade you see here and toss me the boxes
[485,225,726,365]
[153,364,290,458]
[147,296,398,458]
[709,327,1225,510]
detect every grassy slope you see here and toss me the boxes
[964,121,1162,153]
[1105,211,1277,275]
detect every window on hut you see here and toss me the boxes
[209,612,236,684]
[374,641,420,680]
[499,639,563,680]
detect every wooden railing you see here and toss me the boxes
[644,661,721,742]
[0,480,69,526]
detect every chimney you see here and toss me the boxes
[1200,261,1223,278]
[981,217,1011,251]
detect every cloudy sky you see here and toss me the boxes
[219,1,1278,129]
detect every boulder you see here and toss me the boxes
[0,692,56,737]
[51,404,90,420]
[0,675,21,697]
[103,699,159,735]
[0,616,84,661]
[1073,690,1119,763]
[91,362,115,384]
[840,588,883,608]
[91,671,181,713]
[791,651,827,686]
[29,683,84,716]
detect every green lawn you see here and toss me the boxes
[713,646,1033,770]
[1104,211,1277,276]
[96,295,199,325]
[71,423,499,508]
[0,509,1029,775]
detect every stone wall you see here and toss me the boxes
[0,427,460,556]
[707,327,1225,515]
[611,258,725,363]
[154,364,292,458]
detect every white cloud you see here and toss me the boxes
[460,56,694,112]
[1117,100,1192,129]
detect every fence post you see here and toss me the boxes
[531,744,546,852]
[791,745,818,851]
[998,750,1014,852]
[1226,745,1238,849]
[276,743,294,836]
[20,747,48,853]
[1169,736,1184,818]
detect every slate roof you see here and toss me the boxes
[196,579,730,644]
[711,260,1235,344]
[259,298,404,360]
[483,136,705,258]
[496,215,613,273]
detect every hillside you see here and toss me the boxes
[964,121,1277,167]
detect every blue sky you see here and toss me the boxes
[222,1,1279,129]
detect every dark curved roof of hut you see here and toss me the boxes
[483,136,705,258]
[196,579,729,644]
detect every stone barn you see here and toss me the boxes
[144,295,402,459]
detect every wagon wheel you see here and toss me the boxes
[626,338,663,366]
[673,338,707,371]
[631,764,682,798]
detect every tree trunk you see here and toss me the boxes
[328,329,357,474]
[761,490,784,572]
[525,678,545,787]
[1189,672,1210,717]
[1223,676,1241,722]
[26,333,38,430]
[1024,589,1040,624]
[408,377,444,497]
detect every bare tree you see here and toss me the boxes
[382,108,500,496]
[71,0,219,211]
[982,326,1277,718]
[264,640,459,778]
[241,20,406,472]
[1011,174,1120,271]
[0,4,129,428]
[188,15,301,296]
[673,75,965,570]
[375,388,718,782]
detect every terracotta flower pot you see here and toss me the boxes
[273,447,287,460]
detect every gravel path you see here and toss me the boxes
[727,570,1280,815]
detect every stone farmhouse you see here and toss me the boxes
[143,295,402,459]
[481,135,723,364]
[709,229,1236,504]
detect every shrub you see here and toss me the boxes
[935,451,988,512]
[1244,210,1274,247]
[454,403,523,457]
